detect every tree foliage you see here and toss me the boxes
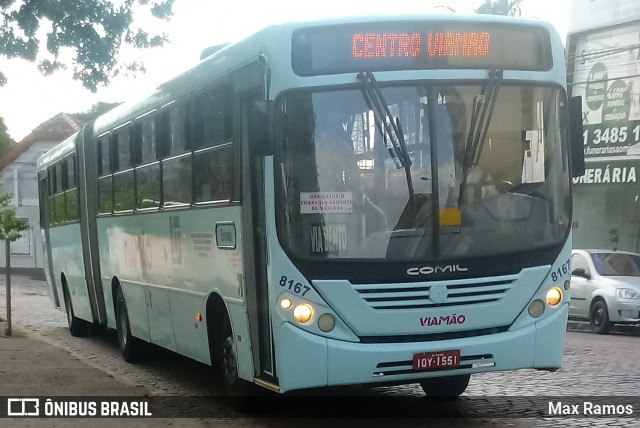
[72,101,122,123]
[475,0,523,16]
[0,193,28,242]
[1,0,174,91]
[0,117,14,156]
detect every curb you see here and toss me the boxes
[567,320,640,335]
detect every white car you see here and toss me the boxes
[570,249,640,334]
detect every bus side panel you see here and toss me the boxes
[96,207,249,366]
[167,207,246,365]
[49,224,92,322]
[168,291,208,363]
[97,216,152,343]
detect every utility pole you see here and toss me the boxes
[5,240,11,336]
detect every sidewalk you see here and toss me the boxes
[0,328,142,396]
[0,275,218,427]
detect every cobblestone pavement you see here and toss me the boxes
[1,273,639,427]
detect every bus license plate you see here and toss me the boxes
[413,350,460,371]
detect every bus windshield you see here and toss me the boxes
[276,83,570,262]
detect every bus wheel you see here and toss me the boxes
[590,300,613,334]
[115,288,145,363]
[420,374,470,397]
[220,318,258,409]
[62,284,90,337]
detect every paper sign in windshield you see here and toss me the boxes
[300,192,353,214]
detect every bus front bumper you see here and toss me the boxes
[274,303,568,393]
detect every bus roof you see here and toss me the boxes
[91,14,561,137]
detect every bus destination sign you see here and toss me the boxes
[292,22,552,75]
[352,32,490,59]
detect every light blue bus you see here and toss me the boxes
[38,14,585,400]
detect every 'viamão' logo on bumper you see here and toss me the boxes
[420,314,467,327]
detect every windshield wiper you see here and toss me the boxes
[358,71,414,200]
[458,69,503,206]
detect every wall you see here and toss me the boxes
[0,140,59,269]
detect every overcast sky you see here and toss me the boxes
[0,0,569,142]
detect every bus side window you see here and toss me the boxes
[191,85,231,149]
[194,144,233,203]
[130,124,143,166]
[113,127,135,212]
[133,116,161,210]
[170,101,188,155]
[141,119,156,164]
[161,101,192,206]
[192,84,233,203]
[53,163,65,224]
[156,110,171,159]
[117,129,131,170]
[38,177,48,227]
[65,155,79,222]
[109,134,120,171]
[47,167,56,225]
[98,138,113,214]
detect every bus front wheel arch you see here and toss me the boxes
[61,274,90,337]
[206,294,258,406]
[113,282,146,363]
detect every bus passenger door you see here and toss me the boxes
[38,174,59,308]
[237,76,276,383]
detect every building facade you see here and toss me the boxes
[567,0,640,251]
[0,113,82,271]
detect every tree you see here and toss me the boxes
[1,0,174,91]
[475,0,523,16]
[72,101,122,123]
[0,117,15,157]
[0,193,28,336]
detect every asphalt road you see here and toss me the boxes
[1,273,639,427]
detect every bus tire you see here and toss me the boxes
[220,317,259,410]
[62,282,90,337]
[420,374,470,397]
[590,300,613,334]
[115,288,145,363]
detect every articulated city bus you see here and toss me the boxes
[38,14,585,400]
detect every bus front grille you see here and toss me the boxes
[353,278,515,310]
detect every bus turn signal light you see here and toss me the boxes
[280,297,293,310]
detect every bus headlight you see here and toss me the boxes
[546,287,563,307]
[293,304,314,323]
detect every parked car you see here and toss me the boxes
[570,249,640,334]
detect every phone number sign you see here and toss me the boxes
[582,120,640,158]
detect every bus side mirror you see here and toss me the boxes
[250,100,275,156]
[569,96,585,178]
